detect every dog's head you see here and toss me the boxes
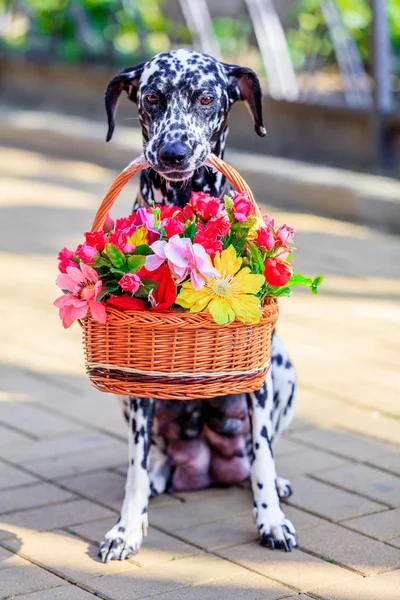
[105,49,266,181]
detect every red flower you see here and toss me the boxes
[256,227,275,251]
[119,273,141,293]
[115,214,136,231]
[189,192,220,220]
[139,264,176,310]
[106,296,147,311]
[108,231,135,252]
[159,206,184,222]
[84,231,106,251]
[161,217,184,238]
[205,216,230,238]
[264,258,291,287]
[232,192,253,222]
[75,243,98,264]
[58,247,77,273]
[183,205,194,219]
[194,224,223,258]
[275,225,295,246]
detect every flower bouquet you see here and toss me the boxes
[55,155,322,399]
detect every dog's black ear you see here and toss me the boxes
[105,63,145,142]
[222,63,266,137]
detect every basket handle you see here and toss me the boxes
[91,153,262,232]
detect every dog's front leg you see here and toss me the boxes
[249,372,298,552]
[99,396,154,562]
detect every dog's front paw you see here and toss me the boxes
[254,504,298,552]
[260,517,298,552]
[99,516,147,562]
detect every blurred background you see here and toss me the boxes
[1,2,400,594]
[1,0,400,171]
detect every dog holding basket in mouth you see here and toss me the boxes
[99,49,298,561]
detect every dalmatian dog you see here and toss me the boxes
[99,49,298,562]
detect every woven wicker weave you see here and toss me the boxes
[81,154,278,399]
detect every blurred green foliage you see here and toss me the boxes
[0,0,191,63]
[288,0,400,74]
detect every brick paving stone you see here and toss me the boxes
[287,476,386,521]
[0,424,31,447]
[289,428,398,462]
[0,461,39,490]
[314,463,400,507]
[274,437,308,457]
[15,587,99,600]
[151,571,296,600]
[0,482,76,515]
[26,443,126,479]
[276,448,350,479]
[176,513,257,550]
[367,453,400,477]
[0,402,81,439]
[60,471,126,510]
[0,563,66,598]
[217,543,361,593]
[312,569,400,600]
[0,431,116,464]
[72,520,200,568]
[299,523,400,575]
[283,505,326,531]
[151,488,252,531]
[0,546,28,569]
[2,529,138,580]
[342,508,400,541]
[0,499,115,540]
[85,554,246,600]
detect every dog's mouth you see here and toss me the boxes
[160,168,195,182]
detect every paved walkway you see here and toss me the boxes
[1,141,400,600]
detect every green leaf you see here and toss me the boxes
[92,256,111,267]
[247,242,265,274]
[135,278,159,299]
[224,194,233,213]
[96,281,119,301]
[183,221,196,241]
[127,255,146,273]
[133,245,152,256]
[230,217,256,232]
[106,243,127,271]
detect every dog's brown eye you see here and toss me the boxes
[146,95,158,105]
[200,96,213,105]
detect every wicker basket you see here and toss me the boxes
[81,154,279,399]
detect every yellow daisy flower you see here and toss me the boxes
[176,246,265,325]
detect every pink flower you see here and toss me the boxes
[256,227,275,251]
[119,273,141,293]
[263,214,276,229]
[232,192,253,222]
[161,217,184,238]
[58,247,76,273]
[103,214,114,233]
[145,235,218,290]
[84,231,106,251]
[75,243,99,264]
[189,192,220,221]
[275,225,295,246]
[108,231,135,252]
[54,264,106,328]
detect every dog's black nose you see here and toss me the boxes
[158,142,189,166]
